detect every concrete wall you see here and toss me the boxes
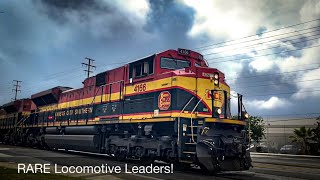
[260,117,318,151]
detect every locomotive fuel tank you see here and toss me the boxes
[64,126,99,135]
[44,126,101,152]
[44,134,100,152]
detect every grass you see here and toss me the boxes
[0,166,84,180]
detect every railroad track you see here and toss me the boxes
[0,144,319,180]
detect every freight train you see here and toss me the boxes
[0,48,251,174]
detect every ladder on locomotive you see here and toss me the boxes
[181,119,200,163]
[179,94,206,162]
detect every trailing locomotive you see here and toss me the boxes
[0,48,251,174]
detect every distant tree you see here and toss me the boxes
[312,121,320,154]
[248,116,265,144]
[312,121,320,141]
[231,115,238,120]
[290,126,313,154]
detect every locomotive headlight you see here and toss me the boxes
[216,108,222,115]
[213,72,219,86]
[241,111,249,120]
[244,112,249,119]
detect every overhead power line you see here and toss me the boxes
[2,21,318,90]
[13,19,320,87]
[2,19,319,88]
[203,33,320,59]
[201,29,320,55]
[226,67,319,80]
[225,62,319,78]
[2,19,320,103]
[208,44,320,63]
[235,78,320,89]
[194,18,320,50]
[45,66,83,79]
[244,89,320,97]
[264,117,317,122]
[258,112,320,117]
[200,25,320,52]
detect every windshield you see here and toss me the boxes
[160,57,190,70]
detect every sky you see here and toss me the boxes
[0,0,319,119]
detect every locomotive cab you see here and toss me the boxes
[152,48,251,172]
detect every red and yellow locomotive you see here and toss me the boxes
[0,48,251,173]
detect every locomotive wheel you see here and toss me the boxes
[114,151,127,161]
[199,164,217,175]
[173,162,191,171]
[140,156,155,165]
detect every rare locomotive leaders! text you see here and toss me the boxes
[18,163,174,174]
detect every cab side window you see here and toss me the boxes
[129,55,155,79]
[160,57,190,70]
[134,63,142,78]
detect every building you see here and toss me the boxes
[261,116,319,151]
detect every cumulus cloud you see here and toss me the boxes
[249,57,275,72]
[110,0,150,25]
[181,0,306,40]
[276,39,320,72]
[181,0,268,39]
[292,68,320,99]
[0,0,153,102]
[247,96,291,110]
[0,0,196,104]
[180,1,313,92]
[181,0,320,110]
[35,0,151,39]
[300,0,320,22]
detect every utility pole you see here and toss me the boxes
[12,80,22,101]
[266,116,270,153]
[82,57,96,78]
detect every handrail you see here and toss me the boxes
[87,80,125,124]
[90,85,105,105]
[14,115,29,129]
[190,98,203,142]
[177,96,194,145]
[87,85,105,125]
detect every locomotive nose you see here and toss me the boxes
[220,135,246,155]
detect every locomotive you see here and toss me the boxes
[0,48,251,173]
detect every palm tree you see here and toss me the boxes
[290,126,313,154]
